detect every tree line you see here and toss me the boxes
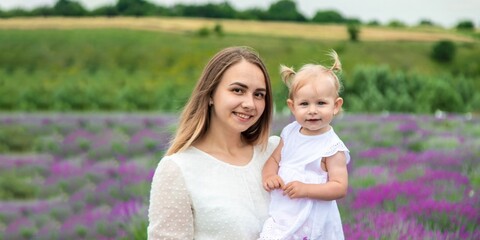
[0,0,476,29]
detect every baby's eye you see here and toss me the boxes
[317,101,326,105]
[299,102,308,106]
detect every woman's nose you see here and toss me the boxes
[242,95,255,109]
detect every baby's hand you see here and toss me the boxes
[263,175,285,191]
[283,181,308,199]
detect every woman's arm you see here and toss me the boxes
[148,159,194,240]
[262,139,284,191]
[283,151,348,200]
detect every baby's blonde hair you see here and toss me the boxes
[281,50,342,100]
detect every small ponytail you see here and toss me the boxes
[327,50,342,73]
[280,65,296,89]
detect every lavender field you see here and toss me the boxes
[0,113,478,239]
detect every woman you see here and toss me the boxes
[148,46,280,239]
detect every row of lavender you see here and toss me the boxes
[0,113,478,239]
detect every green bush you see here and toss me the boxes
[0,126,34,152]
[0,170,38,200]
[312,10,345,23]
[213,23,224,36]
[431,40,456,63]
[456,20,475,31]
[347,24,360,42]
[417,79,464,112]
[344,66,473,113]
[196,27,210,37]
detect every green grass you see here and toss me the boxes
[0,28,479,112]
[1,28,479,79]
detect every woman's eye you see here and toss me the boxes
[254,92,265,99]
[232,88,244,94]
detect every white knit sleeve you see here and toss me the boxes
[147,158,194,240]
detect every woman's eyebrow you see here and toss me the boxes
[229,82,248,88]
[230,82,266,92]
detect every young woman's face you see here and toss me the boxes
[288,76,342,136]
[210,59,267,135]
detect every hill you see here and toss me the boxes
[0,17,476,42]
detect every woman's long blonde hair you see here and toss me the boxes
[166,46,273,155]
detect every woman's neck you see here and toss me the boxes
[196,127,246,151]
[193,129,253,166]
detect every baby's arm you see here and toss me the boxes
[262,139,284,191]
[283,151,348,200]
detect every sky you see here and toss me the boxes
[1,0,479,28]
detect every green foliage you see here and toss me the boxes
[90,5,119,17]
[213,23,224,36]
[366,20,380,26]
[0,170,38,200]
[116,0,158,16]
[418,19,435,26]
[456,20,475,31]
[387,20,407,28]
[196,26,210,37]
[349,175,377,188]
[176,2,236,19]
[431,40,456,63]
[31,6,56,17]
[397,167,425,181]
[20,227,36,239]
[312,10,345,23]
[96,220,118,238]
[344,66,476,113]
[0,125,34,152]
[266,0,306,22]
[0,29,478,113]
[236,8,266,20]
[122,214,148,240]
[347,24,360,41]
[76,225,88,238]
[196,23,224,37]
[417,79,463,112]
[53,0,87,16]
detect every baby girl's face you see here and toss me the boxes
[288,76,341,136]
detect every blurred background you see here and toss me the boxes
[0,0,479,239]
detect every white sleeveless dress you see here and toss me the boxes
[259,121,350,240]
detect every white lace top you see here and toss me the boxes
[148,136,280,240]
[259,121,350,240]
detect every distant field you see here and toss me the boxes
[0,17,476,42]
[1,17,479,112]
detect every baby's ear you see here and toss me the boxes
[334,97,343,115]
[286,99,295,111]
